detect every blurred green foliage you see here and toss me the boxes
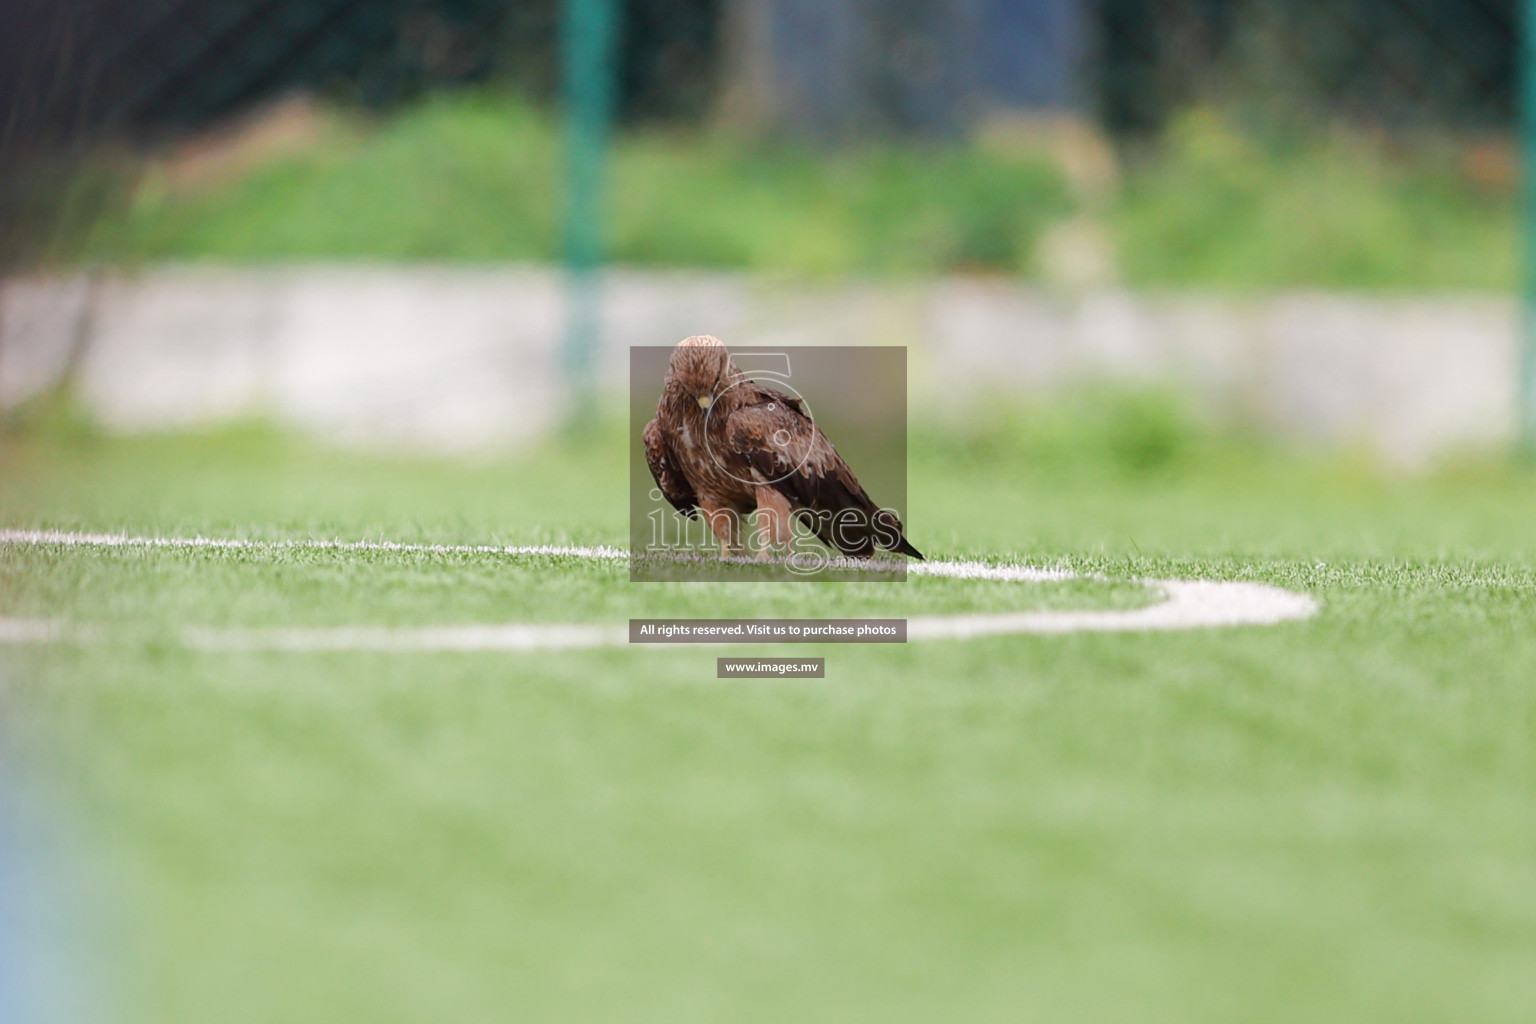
[79,96,1516,290]
[93,93,1070,276]
[913,387,1229,482]
[1112,111,1516,291]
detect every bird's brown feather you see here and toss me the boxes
[644,337,922,560]
[643,416,698,518]
[724,384,923,559]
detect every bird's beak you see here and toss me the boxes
[697,394,713,410]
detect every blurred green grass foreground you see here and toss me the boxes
[5,399,1536,1024]
[80,92,1516,289]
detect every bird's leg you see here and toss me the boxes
[753,487,793,561]
[701,503,741,559]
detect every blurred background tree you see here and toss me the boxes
[0,0,1520,284]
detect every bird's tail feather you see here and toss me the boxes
[871,509,923,560]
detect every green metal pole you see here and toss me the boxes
[562,0,618,420]
[1523,0,1536,454]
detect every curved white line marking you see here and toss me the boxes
[908,580,1318,640]
[0,530,1318,650]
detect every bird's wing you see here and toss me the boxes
[724,387,921,559]
[643,415,699,518]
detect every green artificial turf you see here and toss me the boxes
[2,414,1536,1024]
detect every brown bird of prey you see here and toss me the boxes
[643,335,923,561]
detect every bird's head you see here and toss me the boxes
[667,335,736,412]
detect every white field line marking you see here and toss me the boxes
[0,529,1318,651]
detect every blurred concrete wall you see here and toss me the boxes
[0,267,1514,466]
